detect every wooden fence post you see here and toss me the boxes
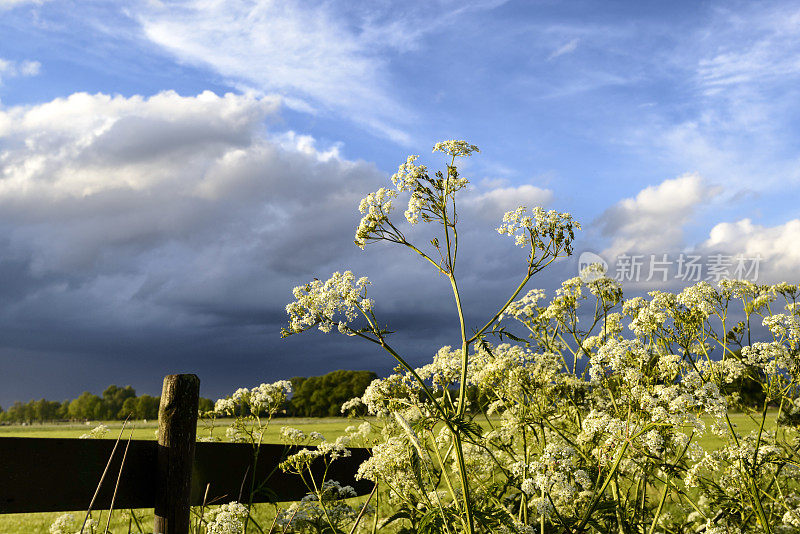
[154,374,200,534]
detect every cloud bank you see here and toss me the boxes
[0,90,554,404]
[597,173,718,257]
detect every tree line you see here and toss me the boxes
[288,370,377,417]
[0,370,378,423]
[0,385,215,424]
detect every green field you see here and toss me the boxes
[0,417,362,534]
[0,417,358,442]
[0,412,789,533]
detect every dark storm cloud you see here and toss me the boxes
[0,90,566,406]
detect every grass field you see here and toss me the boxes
[0,410,780,443]
[0,412,789,533]
[0,417,362,534]
[0,417,358,442]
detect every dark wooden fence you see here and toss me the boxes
[0,374,372,534]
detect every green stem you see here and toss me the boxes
[572,439,630,534]
[749,398,773,533]
[647,476,670,534]
[467,271,533,345]
[372,485,380,534]
[452,432,476,534]
[451,275,469,417]
[428,429,459,505]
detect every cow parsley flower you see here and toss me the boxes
[79,423,109,439]
[281,426,307,444]
[205,501,249,534]
[391,154,427,192]
[432,139,480,157]
[643,429,664,455]
[340,396,364,415]
[521,478,536,495]
[783,507,800,528]
[355,187,398,248]
[497,206,580,257]
[248,380,292,413]
[49,513,76,534]
[676,282,717,317]
[214,397,236,415]
[283,271,372,336]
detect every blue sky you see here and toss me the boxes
[0,0,799,405]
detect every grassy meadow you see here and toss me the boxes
[0,417,358,441]
[0,417,361,534]
[0,411,790,533]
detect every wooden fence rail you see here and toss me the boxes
[0,374,373,534]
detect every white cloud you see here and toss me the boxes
[597,173,718,257]
[269,131,342,163]
[134,1,506,144]
[0,91,388,324]
[700,218,800,282]
[548,38,579,60]
[0,58,41,83]
[461,183,553,222]
[135,1,409,143]
[645,3,800,191]
[697,5,800,95]
[0,0,47,9]
[592,171,800,286]
[0,90,280,201]
[0,89,553,373]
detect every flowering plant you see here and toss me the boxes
[282,140,800,534]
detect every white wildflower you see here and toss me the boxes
[283,271,371,335]
[432,139,480,157]
[205,501,249,534]
[78,423,109,439]
[49,513,76,534]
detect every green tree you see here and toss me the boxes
[198,397,214,413]
[102,384,137,419]
[31,399,61,423]
[68,392,104,421]
[289,370,377,417]
[58,400,70,420]
[3,401,27,423]
[120,397,137,419]
[134,394,160,420]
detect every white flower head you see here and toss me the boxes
[391,154,427,192]
[497,206,580,256]
[49,513,76,534]
[283,271,372,336]
[355,188,399,248]
[432,140,480,157]
[205,501,249,534]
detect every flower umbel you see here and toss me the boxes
[432,140,480,157]
[282,271,372,336]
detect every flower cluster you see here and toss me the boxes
[276,480,365,533]
[432,140,480,157]
[355,187,398,248]
[282,271,372,336]
[497,206,581,259]
[391,154,428,192]
[203,501,249,534]
[49,513,76,534]
[213,380,291,417]
[280,435,352,473]
[78,423,109,439]
[277,140,800,533]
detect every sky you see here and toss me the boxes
[0,0,799,406]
